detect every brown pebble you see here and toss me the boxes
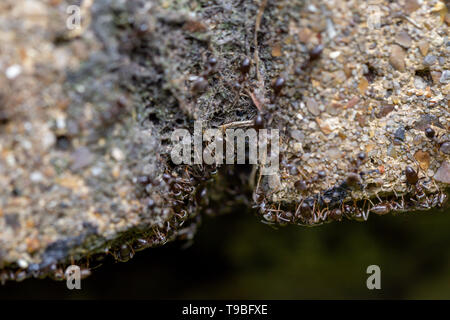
[376,105,395,118]
[389,45,406,72]
[26,237,40,254]
[414,150,431,171]
[358,76,369,95]
[298,28,313,43]
[429,71,442,85]
[433,161,450,184]
[346,96,360,109]
[395,31,412,48]
[404,0,420,14]
[418,40,430,56]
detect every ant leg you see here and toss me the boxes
[393,189,399,199]
[322,209,328,221]
[376,193,383,203]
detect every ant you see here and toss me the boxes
[424,126,449,155]
[404,165,437,210]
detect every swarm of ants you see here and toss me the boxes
[253,125,448,228]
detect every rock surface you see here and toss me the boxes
[0,0,448,282]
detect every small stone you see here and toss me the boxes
[389,45,406,72]
[327,102,343,115]
[26,237,40,254]
[329,51,341,59]
[5,65,22,79]
[430,71,442,84]
[414,150,431,170]
[30,171,44,182]
[395,31,412,48]
[306,97,320,116]
[394,126,405,143]
[423,55,437,67]
[111,147,125,161]
[290,130,305,141]
[414,76,427,90]
[71,147,94,171]
[376,105,395,118]
[298,28,313,43]
[358,76,369,95]
[271,42,282,57]
[17,259,29,269]
[418,40,430,56]
[403,0,420,14]
[316,118,332,135]
[289,165,299,176]
[434,161,450,184]
[440,142,450,154]
[440,70,450,84]
[346,96,360,109]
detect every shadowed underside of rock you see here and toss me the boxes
[0,0,448,282]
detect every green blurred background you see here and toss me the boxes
[1,207,449,299]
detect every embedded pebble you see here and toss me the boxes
[423,55,437,67]
[440,142,450,155]
[389,45,406,71]
[440,70,450,84]
[71,147,95,171]
[434,161,450,184]
[306,97,320,116]
[414,77,427,90]
[414,150,430,170]
[395,31,412,48]
[5,65,22,79]
[111,148,125,161]
[376,105,395,118]
[418,40,429,56]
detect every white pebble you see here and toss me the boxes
[5,65,22,79]
[17,259,29,269]
[329,51,341,59]
[30,171,44,182]
[111,147,125,161]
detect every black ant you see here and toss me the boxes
[404,165,432,209]
[424,126,449,155]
